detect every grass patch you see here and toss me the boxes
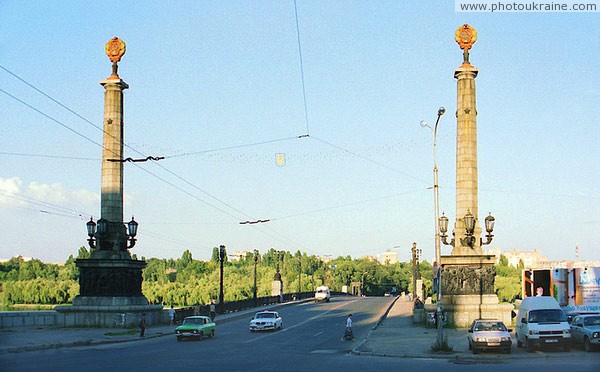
[104,329,138,336]
[431,334,454,352]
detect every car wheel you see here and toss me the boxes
[563,342,571,352]
[584,337,591,352]
[504,347,511,354]
[516,335,522,348]
[209,330,215,338]
[526,339,534,353]
[177,336,182,342]
[472,347,478,354]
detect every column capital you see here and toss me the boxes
[100,78,129,90]
[454,66,478,79]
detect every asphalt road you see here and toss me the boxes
[1,296,388,371]
[1,296,599,372]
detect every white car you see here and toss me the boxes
[249,311,283,332]
[468,319,512,354]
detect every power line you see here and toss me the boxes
[0,151,97,161]
[309,135,429,184]
[294,0,310,135]
[164,135,308,159]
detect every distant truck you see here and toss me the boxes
[521,267,600,316]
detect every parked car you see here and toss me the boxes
[314,286,331,302]
[467,319,512,354]
[515,296,571,352]
[570,314,600,352]
[175,316,215,341]
[249,311,283,332]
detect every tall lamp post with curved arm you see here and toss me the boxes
[420,107,446,348]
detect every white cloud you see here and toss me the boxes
[0,176,98,212]
[0,176,24,205]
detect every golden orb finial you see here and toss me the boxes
[105,37,126,78]
[105,37,126,63]
[455,24,477,66]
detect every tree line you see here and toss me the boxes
[0,247,521,308]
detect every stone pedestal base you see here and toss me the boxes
[272,280,283,302]
[55,302,162,328]
[437,294,514,327]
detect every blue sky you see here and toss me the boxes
[1,1,598,264]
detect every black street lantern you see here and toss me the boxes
[86,217,96,238]
[439,213,449,234]
[127,216,138,237]
[484,212,495,233]
[438,213,454,247]
[126,216,138,249]
[96,218,107,236]
[463,209,476,235]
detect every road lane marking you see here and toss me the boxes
[243,300,356,343]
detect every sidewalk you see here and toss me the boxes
[0,305,263,355]
[352,297,585,361]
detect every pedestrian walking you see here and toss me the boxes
[168,305,175,325]
[139,314,146,337]
[343,313,354,340]
[210,301,216,322]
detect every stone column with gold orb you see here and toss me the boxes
[55,38,163,328]
[429,25,513,328]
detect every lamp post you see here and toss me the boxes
[253,249,259,306]
[298,256,302,296]
[410,243,422,297]
[218,245,226,313]
[421,107,446,347]
[420,107,445,270]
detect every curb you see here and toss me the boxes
[352,296,399,353]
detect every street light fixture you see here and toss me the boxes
[253,249,259,306]
[86,217,107,249]
[439,210,495,249]
[126,216,138,249]
[218,245,226,313]
[420,106,445,270]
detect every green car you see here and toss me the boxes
[175,316,216,341]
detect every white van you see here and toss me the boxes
[515,296,571,352]
[314,286,331,302]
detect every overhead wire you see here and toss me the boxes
[0,66,312,252]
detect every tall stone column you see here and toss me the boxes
[56,37,163,328]
[432,25,512,328]
[453,63,482,255]
[98,76,130,259]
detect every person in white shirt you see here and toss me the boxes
[344,314,354,340]
[168,305,175,325]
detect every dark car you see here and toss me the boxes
[468,319,512,354]
[570,314,600,352]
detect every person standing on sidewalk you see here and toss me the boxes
[210,301,216,322]
[139,314,146,337]
[168,305,176,325]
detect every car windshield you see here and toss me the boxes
[183,318,202,325]
[528,310,567,323]
[256,313,275,319]
[474,321,507,332]
[584,316,600,326]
